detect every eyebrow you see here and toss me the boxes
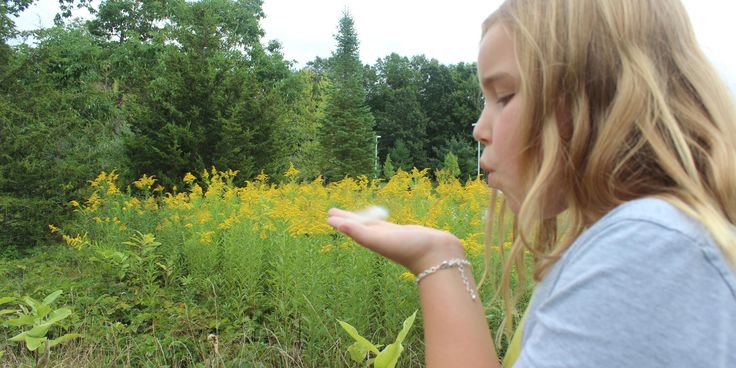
[480,72,513,88]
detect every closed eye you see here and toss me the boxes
[497,93,515,106]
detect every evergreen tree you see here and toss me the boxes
[367,53,429,170]
[390,139,413,172]
[443,151,461,179]
[382,153,395,179]
[122,0,290,184]
[320,10,375,181]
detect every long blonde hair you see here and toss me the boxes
[481,0,736,341]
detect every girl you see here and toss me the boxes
[327,0,736,366]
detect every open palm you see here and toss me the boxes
[326,208,466,274]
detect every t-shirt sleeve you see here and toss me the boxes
[514,219,726,368]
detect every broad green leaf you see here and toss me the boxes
[27,322,52,338]
[48,333,83,348]
[374,311,417,368]
[346,341,370,363]
[23,296,39,312]
[24,335,46,351]
[6,314,35,327]
[0,309,17,316]
[42,290,63,306]
[374,342,403,368]
[337,320,380,354]
[9,331,27,342]
[46,308,72,324]
[395,310,417,344]
[37,304,52,319]
[0,297,15,305]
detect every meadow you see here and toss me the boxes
[0,167,530,367]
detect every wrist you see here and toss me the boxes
[410,232,466,275]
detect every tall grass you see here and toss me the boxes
[0,167,531,367]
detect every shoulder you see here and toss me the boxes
[551,197,736,300]
[516,198,736,367]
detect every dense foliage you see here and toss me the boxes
[0,168,527,366]
[0,1,482,249]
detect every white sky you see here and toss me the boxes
[12,0,736,93]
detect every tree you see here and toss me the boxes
[123,0,290,185]
[319,10,376,181]
[0,0,33,68]
[382,153,395,179]
[443,151,461,179]
[0,23,127,247]
[367,53,429,170]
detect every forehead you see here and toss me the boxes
[478,25,518,84]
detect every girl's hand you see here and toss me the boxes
[326,207,466,275]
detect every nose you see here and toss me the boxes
[473,104,491,146]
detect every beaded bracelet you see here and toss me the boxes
[414,258,478,301]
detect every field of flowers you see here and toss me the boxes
[0,166,527,367]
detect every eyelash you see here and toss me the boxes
[497,94,515,106]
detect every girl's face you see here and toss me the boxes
[473,24,526,213]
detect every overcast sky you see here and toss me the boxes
[13,0,736,93]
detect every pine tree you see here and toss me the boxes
[382,153,395,179]
[320,10,376,181]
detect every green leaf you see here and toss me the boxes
[0,309,17,316]
[27,322,52,338]
[346,341,370,363]
[37,304,52,319]
[0,296,15,305]
[48,333,83,348]
[42,290,63,306]
[9,331,27,342]
[395,310,417,344]
[374,342,403,368]
[337,320,379,354]
[46,308,72,324]
[24,335,46,351]
[23,296,39,312]
[6,314,35,327]
[373,311,417,368]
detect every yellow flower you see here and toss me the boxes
[284,163,300,180]
[319,244,335,253]
[133,174,157,190]
[200,231,215,244]
[48,224,60,233]
[62,232,89,250]
[400,272,416,282]
[68,200,80,208]
[183,172,196,184]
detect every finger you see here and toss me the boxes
[327,207,362,221]
[328,207,387,225]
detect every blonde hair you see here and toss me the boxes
[480,0,736,341]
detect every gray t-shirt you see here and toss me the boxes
[515,198,736,367]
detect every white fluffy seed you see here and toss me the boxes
[356,205,389,222]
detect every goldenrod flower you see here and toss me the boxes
[200,231,215,244]
[319,244,335,253]
[400,272,416,282]
[284,163,300,180]
[133,174,157,190]
[183,172,196,184]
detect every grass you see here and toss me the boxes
[0,168,532,367]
